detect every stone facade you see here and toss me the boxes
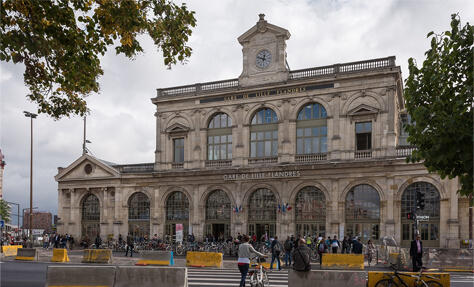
[55,15,469,248]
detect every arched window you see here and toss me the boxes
[248,188,277,239]
[250,108,278,158]
[165,191,190,237]
[205,190,231,240]
[128,192,150,238]
[401,182,440,247]
[345,184,380,242]
[295,186,326,237]
[81,194,100,240]
[208,113,232,161]
[296,103,327,155]
[82,194,100,221]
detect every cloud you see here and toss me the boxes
[1,0,472,222]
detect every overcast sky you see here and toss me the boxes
[0,0,472,225]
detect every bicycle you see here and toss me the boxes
[374,264,443,287]
[248,255,270,287]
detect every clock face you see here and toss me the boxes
[256,50,272,69]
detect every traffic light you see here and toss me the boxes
[407,212,413,220]
[416,190,425,210]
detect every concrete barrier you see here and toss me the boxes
[186,251,223,268]
[115,266,188,287]
[289,270,366,287]
[1,245,23,257]
[15,248,37,261]
[82,249,113,264]
[45,266,116,287]
[136,251,174,266]
[321,253,364,270]
[368,271,450,287]
[51,248,70,262]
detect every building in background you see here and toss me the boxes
[23,211,53,234]
[56,15,469,248]
[0,149,5,198]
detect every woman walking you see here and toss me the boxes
[367,239,376,266]
[237,235,267,287]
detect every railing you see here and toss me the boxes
[205,160,232,167]
[355,150,373,159]
[295,153,327,162]
[155,56,396,97]
[115,163,154,173]
[171,162,184,169]
[396,146,416,157]
[248,157,278,165]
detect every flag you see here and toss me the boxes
[287,204,292,211]
[239,205,242,212]
[278,204,281,212]
[282,203,286,213]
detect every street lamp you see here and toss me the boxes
[24,111,37,247]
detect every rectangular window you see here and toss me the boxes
[402,224,410,240]
[173,138,184,163]
[356,122,372,150]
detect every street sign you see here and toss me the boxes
[416,215,430,221]
[0,220,4,228]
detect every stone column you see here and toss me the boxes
[330,94,342,160]
[155,110,162,170]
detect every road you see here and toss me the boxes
[1,261,472,287]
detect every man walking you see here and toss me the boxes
[331,235,340,253]
[410,234,423,272]
[283,236,293,267]
[125,233,134,257]
[270,236,282,271]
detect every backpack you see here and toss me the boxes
[274,241,282,254]
[294,247,311,271]
[318,242,325,252]
[284,240,292,251]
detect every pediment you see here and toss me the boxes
[165,123,190,134]
[55,154,119,182]
[347,104,380,117]
[238,15,290,44]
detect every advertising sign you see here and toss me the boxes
[176,224,183,243]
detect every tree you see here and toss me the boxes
[0,0,196,119]
[0,199,11,223]
[404,14,473,196]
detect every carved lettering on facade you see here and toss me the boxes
[223,170,300,181]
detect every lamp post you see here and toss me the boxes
[24,111,37,247]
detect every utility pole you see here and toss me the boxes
[24,111,37,247]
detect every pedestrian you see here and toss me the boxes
[125,233,134,257]
[410,234,423,272]
[331,235,340,253]
[43,234,49,249]
[94,234,102,249]
[317,238,327,266]
[306,235,312,248]
[342,236,350,254]
[237,235,266,287]
[283,236,293,267]
[270,236,283,271]
[367,239,376,266]
[292,238,311,272]
[352,237,363,254]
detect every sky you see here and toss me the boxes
[0,0,472,226]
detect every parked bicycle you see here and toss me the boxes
[374,264,442,287]
[248,255,270,287]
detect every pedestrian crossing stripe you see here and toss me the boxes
[187,267,288,287]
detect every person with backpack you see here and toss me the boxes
[292,238,311,272]
[283,236,293,267]
[317,239,327,266]
[342,236,350,253]
[270,236,283,270]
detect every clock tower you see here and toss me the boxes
[238,14,291,87]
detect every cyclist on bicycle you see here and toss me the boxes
[238,234,267,287]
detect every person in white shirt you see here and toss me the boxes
[237,235,267,287]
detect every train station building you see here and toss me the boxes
[55,15,470,248]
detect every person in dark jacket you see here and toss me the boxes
[270,236,282,270]
[94,234,102,249]
[125,233,134,257]
[292,238,311,272]
[410,234,423,272]
[283,236,293,267]
[342,236,350,254]
[352,237,363,254]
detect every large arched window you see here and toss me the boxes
[81,194,100,240]
[128,192,150,238]
[205,190,231,240]
[207,113,232,161]
[345,184,380,242]
[250,108,278,158]
[165,191,190,237]
[401,182,440,247]
[295,186,326,237]
[296,103,327,155]
[248,188,277,239]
